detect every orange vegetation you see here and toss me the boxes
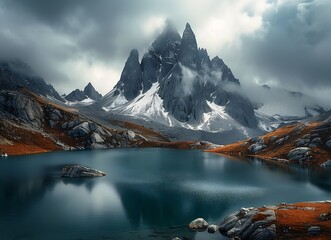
[111,119,169,142]
[0,120,60,156]
[275,202,331,240]
[207,122,331,166]
[140,140,210,150]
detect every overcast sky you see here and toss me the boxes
[0,0,330,107]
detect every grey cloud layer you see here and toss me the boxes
[0,0,330,107]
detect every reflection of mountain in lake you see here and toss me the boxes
[113,182,230,229]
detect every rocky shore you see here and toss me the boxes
[207,121,331,167]
[177,201,331,240]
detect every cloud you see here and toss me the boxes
[0,0,329,111]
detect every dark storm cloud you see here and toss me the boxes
[225,0,331,89]
[0,0,330,106]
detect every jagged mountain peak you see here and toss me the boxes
[99,23,256,131]
[65,82,102,102]
[179,22,198,67]
[115,49,142,101]
[185,22,192,30]
[150,21,181,55]
[84,82,102,101]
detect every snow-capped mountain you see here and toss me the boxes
[65,82,102,105]
[98,22,257,133]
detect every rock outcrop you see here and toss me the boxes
[219,207,276,240]
[84,82,102,100]
[61,164,106,178]
[0,90,44,128]
[65,82,102,102]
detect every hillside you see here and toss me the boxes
[207,120,331,167]
[0,88,211,156]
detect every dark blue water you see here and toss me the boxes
[0,148,331,240]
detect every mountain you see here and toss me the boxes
[0,59,64,102]
[98,22,257,133]
[65,82,102,102]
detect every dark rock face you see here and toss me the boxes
[61,165,106,178]
[141,52,160,93]
[0,90,44,128]
[178,23,198,68]
[84,82,102,100]
[150,20,181,55]
[0,60,64,102]
[101,22,257,128]
[65,89,87,102]
[219,207,276,240]
[115,49,142,101]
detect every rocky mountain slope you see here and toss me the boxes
[0,88,213,156]
[98,22,257,133]
[65,82,102,102]
[0,60,63,102]
[208,113,331,167]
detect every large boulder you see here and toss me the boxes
[287,147,310,161]
[61,165,106,178]
[219,207,276,240]
[188,218,209,231]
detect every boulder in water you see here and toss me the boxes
[61,164,106,178]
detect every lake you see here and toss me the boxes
[0,148,331,240]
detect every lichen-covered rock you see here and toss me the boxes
[249,143,267,153]
[219,207,276,240]
[188,218,208,231]
[319,212,331,221]
[61,165,106,178]
[287,147,310,161]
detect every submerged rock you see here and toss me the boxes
[188,218,209,231]
[61,164,106,178]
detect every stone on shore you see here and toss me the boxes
[207,224,219,233]
[188,218,209,231]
